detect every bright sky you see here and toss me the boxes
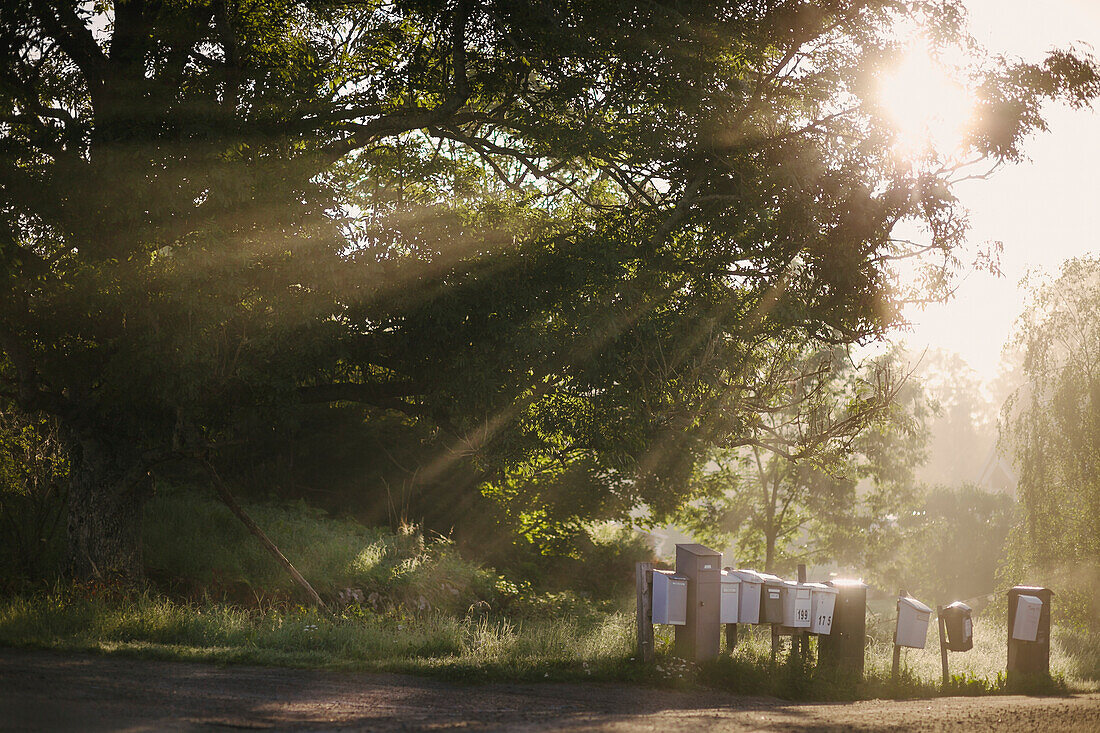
[901,0,1100,381]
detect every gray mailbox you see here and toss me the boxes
[651,570,687,625]
[781,580,812,628]
[732,569,765,624]
[674,543,721,662]
[759,573,785,624]
[720,570,741,624]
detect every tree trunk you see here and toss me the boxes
[65,435,148,581]
[764,528,776,574]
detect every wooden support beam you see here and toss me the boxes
[635,562,654,663]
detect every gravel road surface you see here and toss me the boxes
[2,648,1099,731]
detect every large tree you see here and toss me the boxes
[1,1,1096,579]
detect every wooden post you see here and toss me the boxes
[635,562,654,662]
[771,621,779,664]
[938,605,950,687]
[725,622,737,651]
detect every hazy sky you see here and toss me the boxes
[901,0,1100,381]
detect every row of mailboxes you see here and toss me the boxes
[655,566,839,635]
[648,546,1053,675]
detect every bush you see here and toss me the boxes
[0,408,68,589]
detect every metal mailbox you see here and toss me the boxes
[896,595,932,649]
[1012,594,1043,642]
[819,579,867,676]
[674,543,722,662]
[760,573,785,623]
[808,582,838,634]
[781,580,812,628]
[732,569,765,624]
[941,601,973,652]
[652,570,687,626]
[720,570,741,624]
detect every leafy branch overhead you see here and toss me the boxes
[0,1,1096,577]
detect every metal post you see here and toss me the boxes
[938,605,949,686]
[635,562,654,662]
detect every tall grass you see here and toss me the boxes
[142,486,498,613]
[1,586,1097,695]
[0,590,639,681]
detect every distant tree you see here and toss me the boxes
[1005,258,1100,578]
[914,349,996,486]
[0,1,1096,581]
[893,483,1013,605]
[675,346,929,574]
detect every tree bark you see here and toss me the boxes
[65,435,148,581]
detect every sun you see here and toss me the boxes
[878,45,975,160]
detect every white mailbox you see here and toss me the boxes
[895,596,932,649]
[732,569,765,624]
[781,580,812,628]
[807,582,838,634]
[720,570,741,623]
[652,570,688,625]
[1012,594,1043,641]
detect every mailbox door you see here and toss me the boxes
[896,602,930,649]
[652,572,687,626]
[739,581,761,624]
[720,579,740,624]
[1012,595,1042,642]
[810,589,837,634]
[794,588,812,627]
[762,583,784,623]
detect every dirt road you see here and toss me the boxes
[2,648,1099,731]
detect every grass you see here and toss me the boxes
[141,486,500,614]
[0,589,643,682]
[2,586,1096,698]
[3,486,1098,699]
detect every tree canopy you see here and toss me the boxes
[1,0,1097,579]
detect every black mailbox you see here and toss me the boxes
[674,543,722,662]
[941,601,973,652]
[759,573,785,624]
[818,579,867,676]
